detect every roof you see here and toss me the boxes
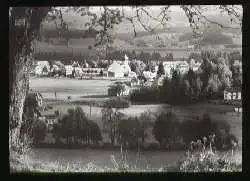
[224,87,241,92]
[108,61,124,73]
[37,60,50,66]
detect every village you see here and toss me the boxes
[9,6,243,172]
[28,51,242,146]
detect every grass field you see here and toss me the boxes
[30,77,113,100]
[30,78,242,146]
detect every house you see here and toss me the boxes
[34,61,50,76]
[65,65,73,77]
[160,60,189,78]
[108,83,130,96]
[82,68,106,77]
[233,60,242,74]
[224,87,241,100]
[107,61,125,77]
[65,61,83,78]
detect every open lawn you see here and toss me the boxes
[30,77,113,100]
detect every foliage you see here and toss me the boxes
[32,120,47,144]
[117,117,141,149]
[110,83,126,96]
[177,136,241,172]
[156,62,165,77]
[130,87,161,103]
[101,98,127,146]
[178,113,238,150]
[52,106,102,145]
[138,110,154,149]
[129,62,137,72]
[102,98,130,109]
[20,118,47,145]
[152,111,180,148]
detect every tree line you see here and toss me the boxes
[130,50,242,105]
[20,100,237,151]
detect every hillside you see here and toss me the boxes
[179,28,235,46]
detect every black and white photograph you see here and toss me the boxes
[9,5,242,172]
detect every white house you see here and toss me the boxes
[65,65,73,77]
[224,87,241,100]
[65,61,83,78]
[107,61,125,77]
[35,61,50,76]
[233,60,242,73]
[82,68,106,77]
[160,61,188,78]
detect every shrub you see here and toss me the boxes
[147,142,160,150]
[130,87,161,103]
[117,117,140,149]
[176,136,241,172]
[102,98,130,109]
[179,114,238,150]
[152,111,179,149]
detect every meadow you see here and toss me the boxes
[30,78,242,146]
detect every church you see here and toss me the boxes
[107,54,131,77]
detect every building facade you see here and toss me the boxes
[224,88,241,100]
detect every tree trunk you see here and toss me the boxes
[9,7,50,151]
[9,56,30,151]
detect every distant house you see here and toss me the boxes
[82,68,106,77]
[224,87,241,101]
[65,65,73,77]
[35,61,50,76]
[233,60,242,74]
[65,61,83,78]
[107,61,125,77]
[161,60,189,78]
